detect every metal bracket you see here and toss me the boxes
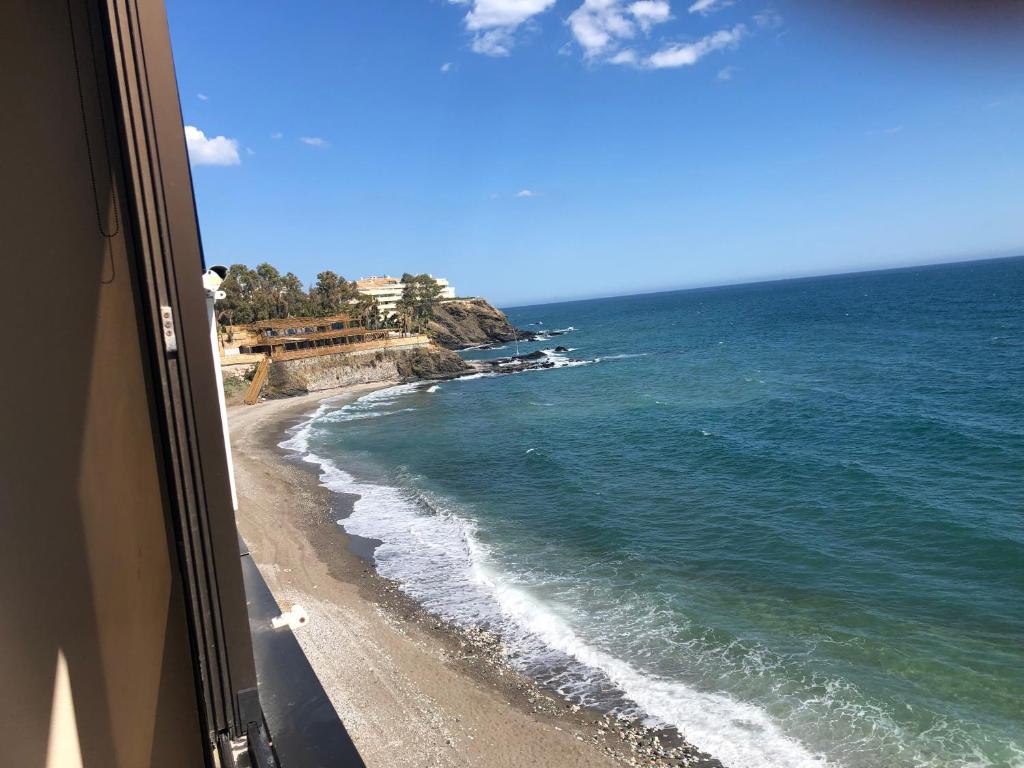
[159,305,178,353]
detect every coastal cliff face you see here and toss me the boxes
[426,299,526,349]
[265,345,468,396]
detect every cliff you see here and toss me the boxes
[264,345,469,397]
[425,299,531,349]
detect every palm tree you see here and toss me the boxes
[394,300,413,335]
[353,295,380,330]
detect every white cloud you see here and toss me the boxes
[754,8,783,28]
[471,29,514,55]
[441,61,454,72]
[300,137,329,148]
[450,0,557,56]
[463,0,556,29]
[568,0,671,59]
[246,147,255,156]
[717,64,736,80]
[445,0,753,71]
[630,0,671,31]
[688,0,733,15]
[271,132,283,139]
[197,93,209,101]
[645,24,745,68]
[515,188,537,197]
[184,125,240,166]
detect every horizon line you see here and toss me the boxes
[498,252,1024,310]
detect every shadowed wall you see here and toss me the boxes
[0,2,206,766]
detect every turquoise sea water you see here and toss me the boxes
[282,257,1024,768]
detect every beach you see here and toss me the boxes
[228,383,718,768]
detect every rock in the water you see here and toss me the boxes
[393,346,470,380]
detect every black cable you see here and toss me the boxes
[66,0,120,283]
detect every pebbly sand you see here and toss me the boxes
[228,383,722,768]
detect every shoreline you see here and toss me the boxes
[229,382,722,768]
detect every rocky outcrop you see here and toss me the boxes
[392,346,469,380]
[425,299,534,349]
[263,344,469,397]
[467,349,587,376]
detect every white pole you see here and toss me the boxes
[206,281,238,511]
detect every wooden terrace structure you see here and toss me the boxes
[219,312,430,404]
[229,312,388,361]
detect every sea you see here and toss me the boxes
[281,256,1024,768]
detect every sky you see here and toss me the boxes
[167,0,1024,306]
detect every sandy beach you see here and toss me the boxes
[228,383,719,768]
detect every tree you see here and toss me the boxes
[216,261,371,329]
[252,262,283,320]
[352,294,381,330]
[218,264,259,326]
[396,273,443,333]
[279,272,310,317]
[309,270,357,316]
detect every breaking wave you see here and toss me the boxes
[278,385,832,768]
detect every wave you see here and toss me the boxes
[427,384,440,393]
[277,388,830,768]
[279,384,424,452]
[536,348,596,370]
[278,401,331,454]
[455,371,502,381]
[456,351,597,381]
[600,352,649,360]
[533,327,576,341]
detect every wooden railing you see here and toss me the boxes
[268,334,430,362]
[256,326,380,345]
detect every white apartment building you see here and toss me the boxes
[355,275,456,317]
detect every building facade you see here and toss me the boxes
[355,275,456,317]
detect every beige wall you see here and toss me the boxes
[0,2,205,766]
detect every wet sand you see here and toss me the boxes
[228,384,721,768]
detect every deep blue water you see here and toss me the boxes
[283,257,1024,768]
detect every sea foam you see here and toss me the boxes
[279,386,831,768]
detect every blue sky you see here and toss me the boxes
[167,1,1023,306]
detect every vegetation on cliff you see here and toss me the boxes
[216,261,529,359]
[216,262,449,335]
[392,274,445,334]
[217,263,381,326]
